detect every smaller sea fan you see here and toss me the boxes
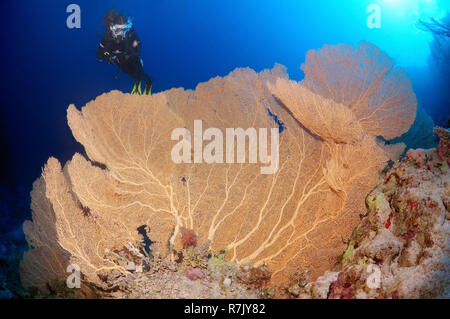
[181,228,197,248]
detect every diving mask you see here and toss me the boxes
[110,18,133,39]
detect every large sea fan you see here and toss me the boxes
[21,42,416,297]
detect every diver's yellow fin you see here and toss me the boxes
[144,83,152,95]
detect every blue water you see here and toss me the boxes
[0,0,449,195]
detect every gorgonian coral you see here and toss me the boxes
[21,42,416,297]
[300,41,417,140]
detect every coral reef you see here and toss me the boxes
[21,42,417,297]
[24,242,264,299]
[435,127,450,166]
[292,127,449,299]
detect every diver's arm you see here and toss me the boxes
[96,43,107,61]
[127,29,142,58]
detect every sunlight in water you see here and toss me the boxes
[381,0,446,21]
[370,0,449,66]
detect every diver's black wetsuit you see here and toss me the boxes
[97,28,152,94]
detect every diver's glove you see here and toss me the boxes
[109,55,119,65]
[102,51,117,65]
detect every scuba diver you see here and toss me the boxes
[96,9,152,95]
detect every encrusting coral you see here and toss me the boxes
[21,42,417,297]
